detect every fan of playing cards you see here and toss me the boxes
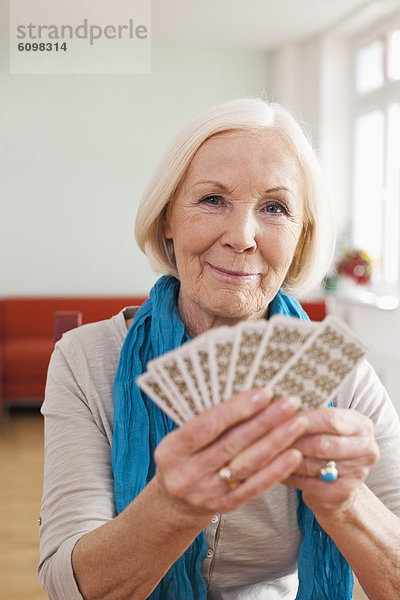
[136,315,368,426]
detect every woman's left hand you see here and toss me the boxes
[284,406,380,518]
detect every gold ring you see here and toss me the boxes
[218,466,243,489]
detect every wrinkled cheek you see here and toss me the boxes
[175,251,203,286]
[261,242,297,280]
[258,262,290,297]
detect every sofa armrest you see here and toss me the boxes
[54,311,83,343]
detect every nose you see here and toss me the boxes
[220,207,258,253]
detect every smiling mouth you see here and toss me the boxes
[206,263,260,280]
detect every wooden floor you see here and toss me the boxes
[0,408,368,600]
[0,407,48,600]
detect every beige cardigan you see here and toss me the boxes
[39,308,400,600]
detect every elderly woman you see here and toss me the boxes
[39,99,400,600]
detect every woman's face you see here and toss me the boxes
[164,130,305,327]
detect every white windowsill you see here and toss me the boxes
[325,285,399,311]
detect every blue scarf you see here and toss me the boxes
[112,275,353,599]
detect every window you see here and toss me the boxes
[352,26,400,291]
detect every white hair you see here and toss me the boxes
[135,97,335,296]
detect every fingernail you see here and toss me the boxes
[263,387,278,402]
[287,415,308,434]
[286,396,302,411]
[250,389,272,404]
[265,388,283,403]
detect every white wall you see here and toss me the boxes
[0,26,271,296]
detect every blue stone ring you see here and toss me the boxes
[320,460,338,482]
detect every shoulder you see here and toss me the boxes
[56,307,134,359]
[336,358,400,455]
[44,309,135,435]
[48,309,133,395]
[335,358,393,415]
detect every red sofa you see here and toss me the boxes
[0,296,326,417]
[0,297,147,415]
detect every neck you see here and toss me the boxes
[177,292,268,338]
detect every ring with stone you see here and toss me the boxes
[218,466,243,489]
[320,460,338,482]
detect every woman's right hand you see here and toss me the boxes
[154,389,307,518]
[72,391,306,600]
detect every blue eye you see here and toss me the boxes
[201,195,222,205]
[264,202,286,214]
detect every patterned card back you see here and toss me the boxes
[136,314,368,423]
[244,316,315,391]
[267,315,368,409]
